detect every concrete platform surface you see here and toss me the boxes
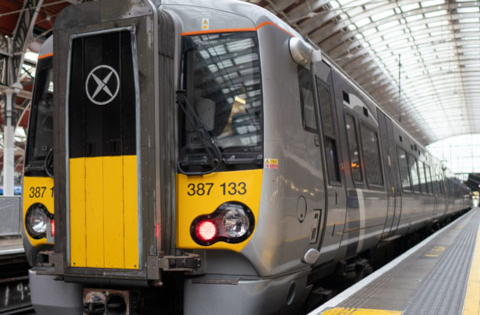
[310,208,480,315]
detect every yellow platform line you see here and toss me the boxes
[463,220,480,315]
[322,308,401,315]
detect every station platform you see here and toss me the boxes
[0,236,24,259]
[309,208,480,315]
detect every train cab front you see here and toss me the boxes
[23,37,55,267]
[24,1,181,314]
[25,1,300,315]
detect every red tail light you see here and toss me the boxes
[50,219,55,237]
[195,221,217,242]
[190,202,255,246]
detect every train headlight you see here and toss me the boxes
[191,202,255,246]
[222,203,249,238]
[25,203,50,239]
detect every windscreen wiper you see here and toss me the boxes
[44,148,54,178]
[176,91,223,175]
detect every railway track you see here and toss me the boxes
[0,253,33,315]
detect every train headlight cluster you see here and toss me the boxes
[25,203,52,239]
[223,204,250,238]
[191,202,255,246]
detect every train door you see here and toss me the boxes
[332,76,388,257]
[377,111,402,237]
[313,62,347,264]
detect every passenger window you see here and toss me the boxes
[324,138,341,184]
[427,166,434,195]
[397,148,411,191]
[419,161,428,194]
[439,175,444,196]
[436,172,441,195]
[345,114,363,184]
[432,170,438,195]
[409,156,421,193]
[360,124,383,187]
[316,78,341,184]
[297,66,318,133]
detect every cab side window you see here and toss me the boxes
[297,66,318,133]
[316,79,341,184]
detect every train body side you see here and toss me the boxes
[22,1,471,315]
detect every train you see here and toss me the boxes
[22,0,471,314]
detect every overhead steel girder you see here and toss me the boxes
[0,36,10,87]
[284,0,331,24]
[0,83,32,99]
[7,0,44,86]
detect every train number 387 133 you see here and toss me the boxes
[187,182,247,196]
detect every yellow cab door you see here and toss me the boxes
[68,31,139,270]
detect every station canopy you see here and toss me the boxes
[248,0,480,145]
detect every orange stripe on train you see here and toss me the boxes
[181,21,294,37]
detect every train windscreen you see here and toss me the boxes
[25,56,54,169]
[179,32,263,172]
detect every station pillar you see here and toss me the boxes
[2,82,21,196]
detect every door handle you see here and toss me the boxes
[314,135,320,147]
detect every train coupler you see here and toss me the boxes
[158,253,201,272]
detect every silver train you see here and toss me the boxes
[22,0,471,314]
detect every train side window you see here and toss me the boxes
[297,66,318,133]
[409,155,421,193]
[316,78,341,184]
[439,175,444,196]
[419,161,428,194]
[427,166,434,195]
[432,169,439,195]
[359,123,384,187]
[345,113,363,184]
[436,173,441,195]
[397,148,411,191]
[324,138,341,184]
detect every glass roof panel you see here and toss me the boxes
[326,0,480,144]
[244,0,480,145]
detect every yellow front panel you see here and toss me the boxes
[124,156,139,269]
[85,157,104,268]
[103,157,125,269]
[70,159,86,267]
[23,176,54,247]
[69,155,139,269]
[177,169,263,252]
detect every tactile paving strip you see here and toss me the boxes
[340,254,413,309]
[335,210,479,314]
[403,211,480,315]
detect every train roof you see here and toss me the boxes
[161,0,302,38]
[38,36,53,59]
